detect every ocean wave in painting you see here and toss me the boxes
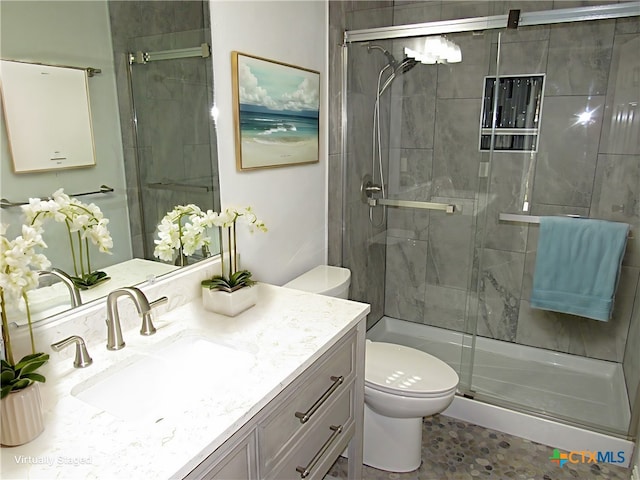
[240,107,317,145]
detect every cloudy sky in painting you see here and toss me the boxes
[238,56,319,112]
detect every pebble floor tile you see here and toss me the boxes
[327,414,631,480]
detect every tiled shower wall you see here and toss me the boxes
[107,1,219,260]
[329,1,639,413]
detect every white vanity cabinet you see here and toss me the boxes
[185,323,365,480]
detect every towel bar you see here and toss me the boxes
[498,213,633,238]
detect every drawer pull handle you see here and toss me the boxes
[295,375,344,424]
[296,425,343,478]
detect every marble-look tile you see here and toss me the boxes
[437,32,493,100]
[347,4,394,31]
[533,95,605,207]
[183,145,214,188]
[347,42,391,97]
[546,20,615,96]
[395,53,438,98]
[598,33,640,156]
[441,0,491,21]
[388,148,433,197]
[490,1,554,16]
[180,83,211,145]
[483,152,531,253]
[488,39,549,76]
[616,15,640,35]
[476,248,525,342]
[392,1,441,26]
[384,237,428,322]
[344,201,386,326]
[423,285,468,332]
[396,93,437,149]
[427,209,474,289]
[591,154,640,267]
[518,267,638,363]
[433,98,483,199]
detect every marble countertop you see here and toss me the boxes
[0,283,369,479]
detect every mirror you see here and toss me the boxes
[0,0,220,324]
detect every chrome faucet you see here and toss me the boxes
[39,269,82,308]
[105,287,168,350]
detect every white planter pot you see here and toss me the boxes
[1,382,45,446]
[202,285,257,317]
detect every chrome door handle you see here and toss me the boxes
[296,425,343,478]
[295,376,343,424]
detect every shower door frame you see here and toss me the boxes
[341,1,640,438]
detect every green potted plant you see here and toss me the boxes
[22,189,113,289]
[0,223,51,446]
[201,206,266,316]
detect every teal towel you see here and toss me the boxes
[530,217,629,321]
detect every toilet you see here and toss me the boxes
[283,265,460,473]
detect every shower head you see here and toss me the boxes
[396,57,418,74]
[368,44,420,95]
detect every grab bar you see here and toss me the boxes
[1,185,114,209]
[368,197,458,214]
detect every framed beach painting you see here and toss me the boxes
[231,52,320,170]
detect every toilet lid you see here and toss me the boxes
[365,341,459,397]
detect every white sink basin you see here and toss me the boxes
[71,334,255,423]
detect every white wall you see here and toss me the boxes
[209,1,328,286]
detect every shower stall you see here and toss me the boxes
[337,1,640,444]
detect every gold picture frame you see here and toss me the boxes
[231,52,320,171]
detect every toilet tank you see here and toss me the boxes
[283,265,351,299]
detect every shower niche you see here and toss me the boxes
[479,74,545,152]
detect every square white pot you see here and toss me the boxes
[201,285,257,317]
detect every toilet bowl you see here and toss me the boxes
[284,265,460,473]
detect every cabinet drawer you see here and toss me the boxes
[185,431,257,480]
[265,386,354,480]
[259,331,356,473]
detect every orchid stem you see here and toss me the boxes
[22,292,36,354]
[0,289,15,365]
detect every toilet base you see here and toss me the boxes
[363,403,423,472]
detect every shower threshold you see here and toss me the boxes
[368,317,631,438]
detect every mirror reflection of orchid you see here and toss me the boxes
[153,204,220,266]
[0,223,51,398]
[22,189,113,289]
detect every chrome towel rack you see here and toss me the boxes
[498,213,633,237]
[0,185,114,209]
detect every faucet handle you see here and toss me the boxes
[51,335,93,368]
[140,296,168,336]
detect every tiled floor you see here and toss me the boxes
[327,414,631,480]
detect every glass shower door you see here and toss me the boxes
[469,16,638,436]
